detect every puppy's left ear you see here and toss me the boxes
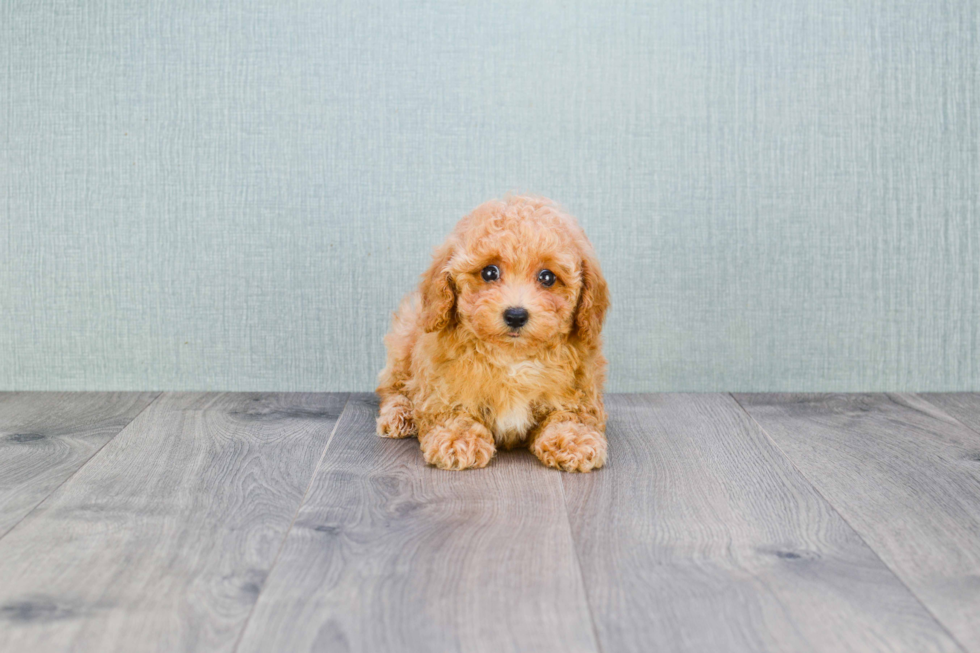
[574,247,609,349]
[419,240,457,333]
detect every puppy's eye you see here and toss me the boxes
[481,265,500,282]
[537,269,557,287]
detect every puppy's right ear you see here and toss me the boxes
[419,240,457,332]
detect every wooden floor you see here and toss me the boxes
[1,393,979,653]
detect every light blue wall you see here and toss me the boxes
[2,0,978,392]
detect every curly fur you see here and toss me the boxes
[376,195,610,472]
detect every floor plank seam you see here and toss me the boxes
[914,393,980,440]
[727,393,971,653]
[230,392,352,653]
[557,476,605,653]
[0,391,163,543]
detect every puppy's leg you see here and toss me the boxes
[376,295,420,438]
[531,350,608,472]
[530,412,607,473]
[377,394,417,438]
[419,415,495,471]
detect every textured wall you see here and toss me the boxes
[2,0,978,392]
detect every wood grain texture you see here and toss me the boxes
[0,392,348,653]
[562,394,962,653]
[0,392,158,538]
[918,394,980,436]
[236,393,598,653]
[735,393,980,652]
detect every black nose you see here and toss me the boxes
[503,307,529,329]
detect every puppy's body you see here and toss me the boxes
[377,196,609,471]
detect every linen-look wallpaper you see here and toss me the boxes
[2,1,978,391]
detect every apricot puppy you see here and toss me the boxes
[376,196,609,472]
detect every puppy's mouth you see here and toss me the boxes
[506,331,521,338]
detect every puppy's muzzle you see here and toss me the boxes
[503,307,529,330]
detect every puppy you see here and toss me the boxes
[376,196,609,472]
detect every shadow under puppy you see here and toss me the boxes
[376,196,609,472]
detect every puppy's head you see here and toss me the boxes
[419,196,608,350]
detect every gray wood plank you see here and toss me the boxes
[563,394,962,653]
[236,393,598,653]
[0,392,159,538]
[0,392,348,653]
[735,393,980,652]
[918,393,980,436]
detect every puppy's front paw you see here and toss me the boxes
[421,423,495,470]
[377,395,417,439]
[531,422,607,472]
